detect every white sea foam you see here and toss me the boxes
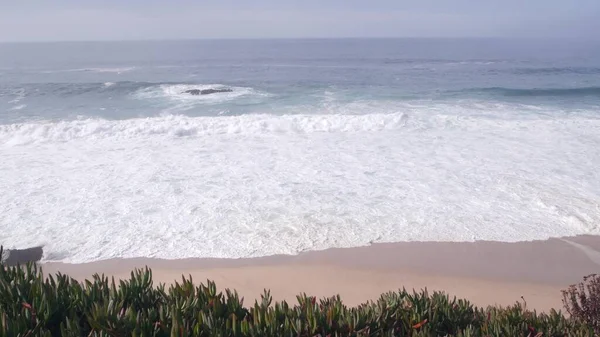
[8,88,25,104]
[0,108,599,263]
[0,113,410,145]
[103,82,116,87]
[86,67,135,74]
[9,104,26,111]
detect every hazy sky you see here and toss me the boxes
[0,0,598,42]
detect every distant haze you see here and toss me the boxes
[0,0,599,42]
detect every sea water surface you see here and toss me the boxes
[1,39,599,263]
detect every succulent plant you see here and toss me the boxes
[0,246,596,336]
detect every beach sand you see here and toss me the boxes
[39,235,600,312]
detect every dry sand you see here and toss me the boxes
[39,235,600,312]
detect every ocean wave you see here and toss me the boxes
[0,113,410,145]
[2,104,598,146]
[1,82,263,103]
[40,67,136,74]
[512,67,600,75]
[463,86,600,98]
[8,88,26,104]
[9,104,26,111]
[382,58,498,65]
[1,82,142,98]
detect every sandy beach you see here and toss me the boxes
[36,235,600,312]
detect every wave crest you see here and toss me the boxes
[41,67,135,74]
[512,67,600,75]
[0,113,410,146]
[478,86,600,97]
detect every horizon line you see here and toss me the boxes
[0,36,594,44]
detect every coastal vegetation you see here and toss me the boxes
[0,247,598,336]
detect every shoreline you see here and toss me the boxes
[34,235,600,312]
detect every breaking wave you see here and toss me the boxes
[463,86,600,98]
[0,113,410,146]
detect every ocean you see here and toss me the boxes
[1,38,599,263]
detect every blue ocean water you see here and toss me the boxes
[1,39,599,262]
[1,39,599,122]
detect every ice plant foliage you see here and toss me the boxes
[0,247,597,336]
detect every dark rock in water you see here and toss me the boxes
[200,88,233,95]
[1,246,43,266]
[183,88,233,96]
[184,89,202,95]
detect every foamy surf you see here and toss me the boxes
[1,111,599,263]
[0,113,411,145]
[3,104,590,146]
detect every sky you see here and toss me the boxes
[0,0,599,42]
